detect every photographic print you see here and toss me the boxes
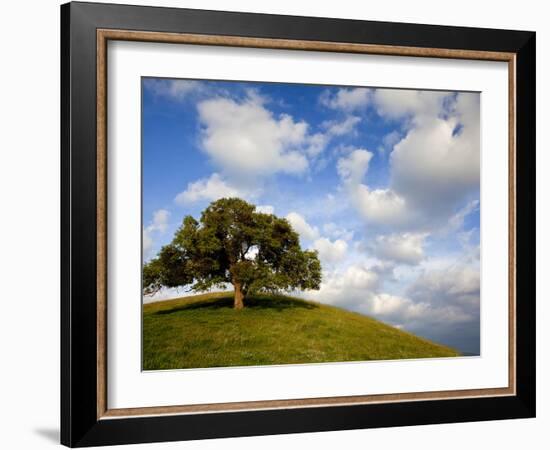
[141,78,481,371]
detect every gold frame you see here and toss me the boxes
[96,29,516,420]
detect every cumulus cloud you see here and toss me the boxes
[286,212,319,241]
[190,91,370,192]
[299,260,393,316]
[285,214,348,263]
[197,95,313,177]
[301,115,362,160]
[377,130,401,155]
[322,222,354,241]
[311,264,380,306]
[148,209,170,233]
[373,89,448,121]
[352,185,408,225]
[399,263,481,353]
[299,258,480,353]
[143,209,171,260]
[337,149,408,225]
[369,232,428,265]
[303,263,421,323]
[305,115,364,159]
[320,87,371,111]
[368,293,426,318]
[384,91,480,222]
[144,78,203,101]
[335,92,480,229]
[143,230,153,258]
[313,238,348,264]
[322,116,361,136]
[407,265,480,312]
[174,173,252,205]
[305,133,329,158]
[336,148,373,184]
[390,116,479,216]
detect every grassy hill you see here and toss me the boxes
[143,292,459,370]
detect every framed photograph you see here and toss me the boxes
[61,1,535,447]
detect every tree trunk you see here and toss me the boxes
[233,282,245,310]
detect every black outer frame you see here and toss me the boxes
[60,1,536,447]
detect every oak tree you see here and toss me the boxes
[143,198,322,309]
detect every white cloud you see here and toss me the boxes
[320,88,371,111]
[373,89,448,121]
[285,212,319,241]
[144,79,203,101]
[304,116,362,158]
[298,258,479,353]
[243,87,270,105]
[333,265,380,290]
[335,92,480,229]
[313,237,348,264]
[148,209,170,233]
[369,232,428,265]
[389,264,481,351]
[143,209,171,260]
[368,293,425,318]
[143,229,153,258]
[197,95,311,177]
[174,173,251,205]
[352,185,407,225]
[383,92,480,222]
[322,116,361,136]
[390,114,479,215]
[337,149,408,225]
[195,92,367,181]
[291,237,480,350]
[322,223,354,241]
[302,263,419,321]
[377,130,401,155]
[453,90,481,134]
[407,265,480,311]
[336,148,372,184]
[256,204,274,214]
[309,264,380,307]
[305,133,328,157]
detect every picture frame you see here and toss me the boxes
[61,1,535,447]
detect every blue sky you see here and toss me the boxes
[142,77,481,355]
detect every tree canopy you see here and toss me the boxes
[143,198,322,308]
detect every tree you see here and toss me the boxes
[143,198,322,309]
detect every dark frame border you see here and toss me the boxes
[61,2,535,447]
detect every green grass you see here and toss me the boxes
[143,291,459,370]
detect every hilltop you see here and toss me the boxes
[143,292,459,370]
